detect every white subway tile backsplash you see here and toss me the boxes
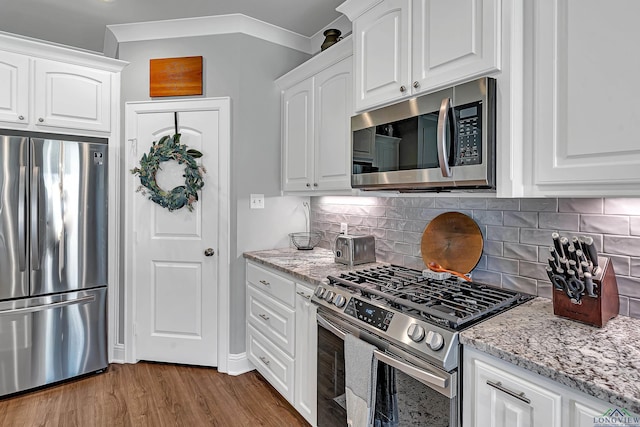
[632,258,640,277]
[580,215,629,235]
[631,217,640,236]
[502,274,538,295]
[558,198,603,214]
[519,228,553,246]
[603,235,640,257]
[504,242,539,261]
[473,210,504,226]
[518,261,548,281]
[539,212,580,231]
[504,211,538,228]
[486,256,519,274]
[486,226,519,242]
[487,198,520,211]
[521,198,557,212]
[605,199,640,215]
[483,241,504,257]
[311,196,640,319]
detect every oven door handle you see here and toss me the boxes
[317,313,449,390]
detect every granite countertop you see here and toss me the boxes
[460,298,640,414]
[243,247,388,287]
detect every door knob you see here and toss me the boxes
[204,248,215,256]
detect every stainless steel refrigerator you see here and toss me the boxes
[0,133,108,396]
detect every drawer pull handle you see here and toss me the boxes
[259,280,270,287]
[296,291,311,300]
[486,380,531,404]
[259,356,270,366]
[258,313,270,321]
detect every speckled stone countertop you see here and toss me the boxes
[243,247,387,287]
[460,297,640,414]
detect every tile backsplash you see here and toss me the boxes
[310,196,640,318]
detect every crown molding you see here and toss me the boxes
[0,30,127,72]
[104,14,314,58]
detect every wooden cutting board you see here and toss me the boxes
[420,212,483,274]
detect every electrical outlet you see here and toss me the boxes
[250,194,264,209]
[340,223,348,234]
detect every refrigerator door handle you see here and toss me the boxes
[0,295,96,316]
[18,166,27,271]
[31,166,41,271]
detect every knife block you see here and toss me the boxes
[552,256,619,328]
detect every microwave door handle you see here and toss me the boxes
[437,98,453,178]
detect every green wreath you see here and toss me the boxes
[131,133,206,212]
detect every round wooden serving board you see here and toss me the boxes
[420,212,483,274]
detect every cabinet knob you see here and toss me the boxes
[18,115,24,121]
[413,81,420,89]
[399,85,407,93]
[204,248,215,257]
[38,118,44,123]
[306,183,311,188]
[313,183,318,187]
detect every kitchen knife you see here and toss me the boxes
[549,246,561,268]
[578,236,587,255]
[560,236,571,260]
[571,236,581,253]
[584,272,597,297]
[580,261,590,274]
[548,257,559,271]
[568,259,581,278]
[583,236,600,274]
[552,232,564,258]
[567,246,579,263]
[575,249,587,264]
[545,266,556,283]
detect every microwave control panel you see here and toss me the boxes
[456,101,482,165]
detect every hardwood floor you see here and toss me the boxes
[0,363,309,427]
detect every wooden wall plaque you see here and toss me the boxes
[150,56,203,97]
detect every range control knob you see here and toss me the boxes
[407,324,425,342]
[333,294,346,308]
[314,286,326,298]
[425,331,445,351]
[324,290,336,303]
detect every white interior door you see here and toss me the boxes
[126,100,228,366]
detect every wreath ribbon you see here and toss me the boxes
[131,133,206,212]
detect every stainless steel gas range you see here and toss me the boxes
[312,264,533,427]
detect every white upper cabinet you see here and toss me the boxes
[277,38,353,194]
[352,0,411,111]
[339,0,500,112]
[0,51,29,125]
[413,0,500,92]
[33,59,112,132]
[526,0,640,196]
[282,79,314,192]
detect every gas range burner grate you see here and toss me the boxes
[328,265,527,329]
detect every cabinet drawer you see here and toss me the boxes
[247,324,294,403]
[246,262,294,306]
[247,286,295,356]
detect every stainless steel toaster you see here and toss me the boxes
[334,235,376,266]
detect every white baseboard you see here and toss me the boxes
[226,352,254,376]
[110,344,125,364]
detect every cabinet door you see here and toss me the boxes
[33,59,111,132]
[412,0,500,93]
[567,399,608,427]
[294,285,317,426]
[531,0,640,196]
[282,78,314,191]
[314,56,353,191]
[0,51,29,125]
[353,0,411,111]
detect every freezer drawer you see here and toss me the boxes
[0,287,107,396]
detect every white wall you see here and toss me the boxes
[118,33,310,353]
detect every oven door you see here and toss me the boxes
[317,311,459,427]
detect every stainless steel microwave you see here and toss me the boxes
[351,77,495,191]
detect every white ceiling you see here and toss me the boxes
[0,0,345,53]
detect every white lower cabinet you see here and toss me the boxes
[464,347,617,427]
[246,261,317,426]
